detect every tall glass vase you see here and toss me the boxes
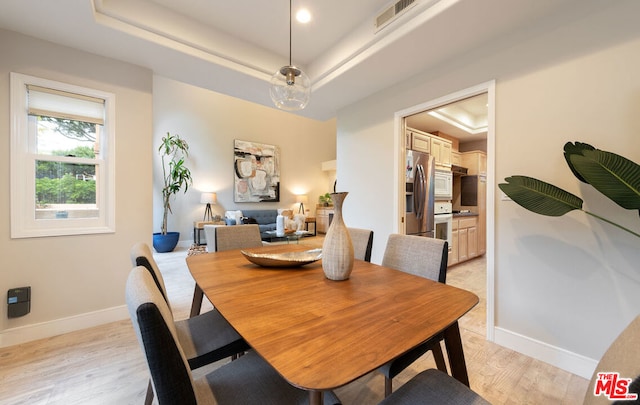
[322,192,354,280]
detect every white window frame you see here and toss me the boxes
[10,72,116,238]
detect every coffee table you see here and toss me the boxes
[263,230,312,243]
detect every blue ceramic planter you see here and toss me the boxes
[153,232,180,253]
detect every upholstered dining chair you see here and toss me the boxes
[126,265,342,405]
[130,243,250,405]
[583,314,640,405]
[214,223,264,251]
[378,234,449,397]
[378,368,491,405]
[381,314,640,405]
[348,227,374,262]
[203,224,225,252]
[190,224,263,317]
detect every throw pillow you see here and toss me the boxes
[293,213,306,231]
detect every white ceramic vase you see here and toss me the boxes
[321,192,354,280]
[276,214,285,236]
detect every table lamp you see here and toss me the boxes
[296,194,308,214]
[200,192,217,222]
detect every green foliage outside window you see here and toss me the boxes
[40,116,97,143]
[36,173,95,205]
[34,117,98,206]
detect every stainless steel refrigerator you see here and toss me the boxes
[405,149,435,237]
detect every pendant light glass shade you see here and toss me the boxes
[269,0,310,111]
[270,65,310,111]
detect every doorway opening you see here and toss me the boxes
[397,81,495,340]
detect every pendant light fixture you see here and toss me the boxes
[269,0,310,111]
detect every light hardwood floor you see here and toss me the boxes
[0,237,589,404]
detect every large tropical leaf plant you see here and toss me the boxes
[499,142,640,239]
[159,132,192,235]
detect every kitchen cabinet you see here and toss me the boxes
[458,227,468,263]
[431,137,452,168]
[407,129,430,153]
[316,206,334,234]
[451,151,462,166]
[468,226,478,258]
[406,127,452,167]
[449,227,459,266]
[449,215,478,266]
[460,151,486,256]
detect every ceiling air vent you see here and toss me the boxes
[375,0,416,32]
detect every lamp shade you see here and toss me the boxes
[270,66,311,111]
[200,192,217,204]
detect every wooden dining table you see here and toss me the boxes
[187,244,479,404]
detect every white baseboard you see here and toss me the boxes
[0,305,128,348]
[494,327,598,379]
[177,239,194,249]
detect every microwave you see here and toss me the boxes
[434,170,453,200]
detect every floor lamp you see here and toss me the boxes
[296,194,308,214]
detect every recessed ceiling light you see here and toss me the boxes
[296,9,311,23]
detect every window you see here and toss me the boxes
[10,73,115,238]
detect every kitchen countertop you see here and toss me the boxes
[453,212,478,218]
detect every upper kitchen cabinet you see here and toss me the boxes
[451,151,462,166]
[431,136,452,168]
[461,150,486,176]
[406,127,452,168]
[406,128,430,153]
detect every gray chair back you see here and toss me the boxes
[215,224,263,252]
[126,266,197,404]
[379,234,450,396]
[203,224,225,252]
[382,234,448,283]
[189,224,263,317]
[128,265,343,405]
[584,315,640,405]
[349,228,374,262]
[130,242,170,308]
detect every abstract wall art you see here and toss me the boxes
[233,139,280,202]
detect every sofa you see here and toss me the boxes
[224,209,305,240]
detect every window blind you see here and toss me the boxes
[27,84,105,125]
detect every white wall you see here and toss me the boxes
[0,29,153,346]
[0,33,335,347]
[336,1,640,378]
[495,38,640,371]
[152,76,336,243]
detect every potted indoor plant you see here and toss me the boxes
[153,132,193,252]
[499,141,640,240]
[319,193,333,207]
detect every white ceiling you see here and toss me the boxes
[406,93,488,142]
[0,0,597,121]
